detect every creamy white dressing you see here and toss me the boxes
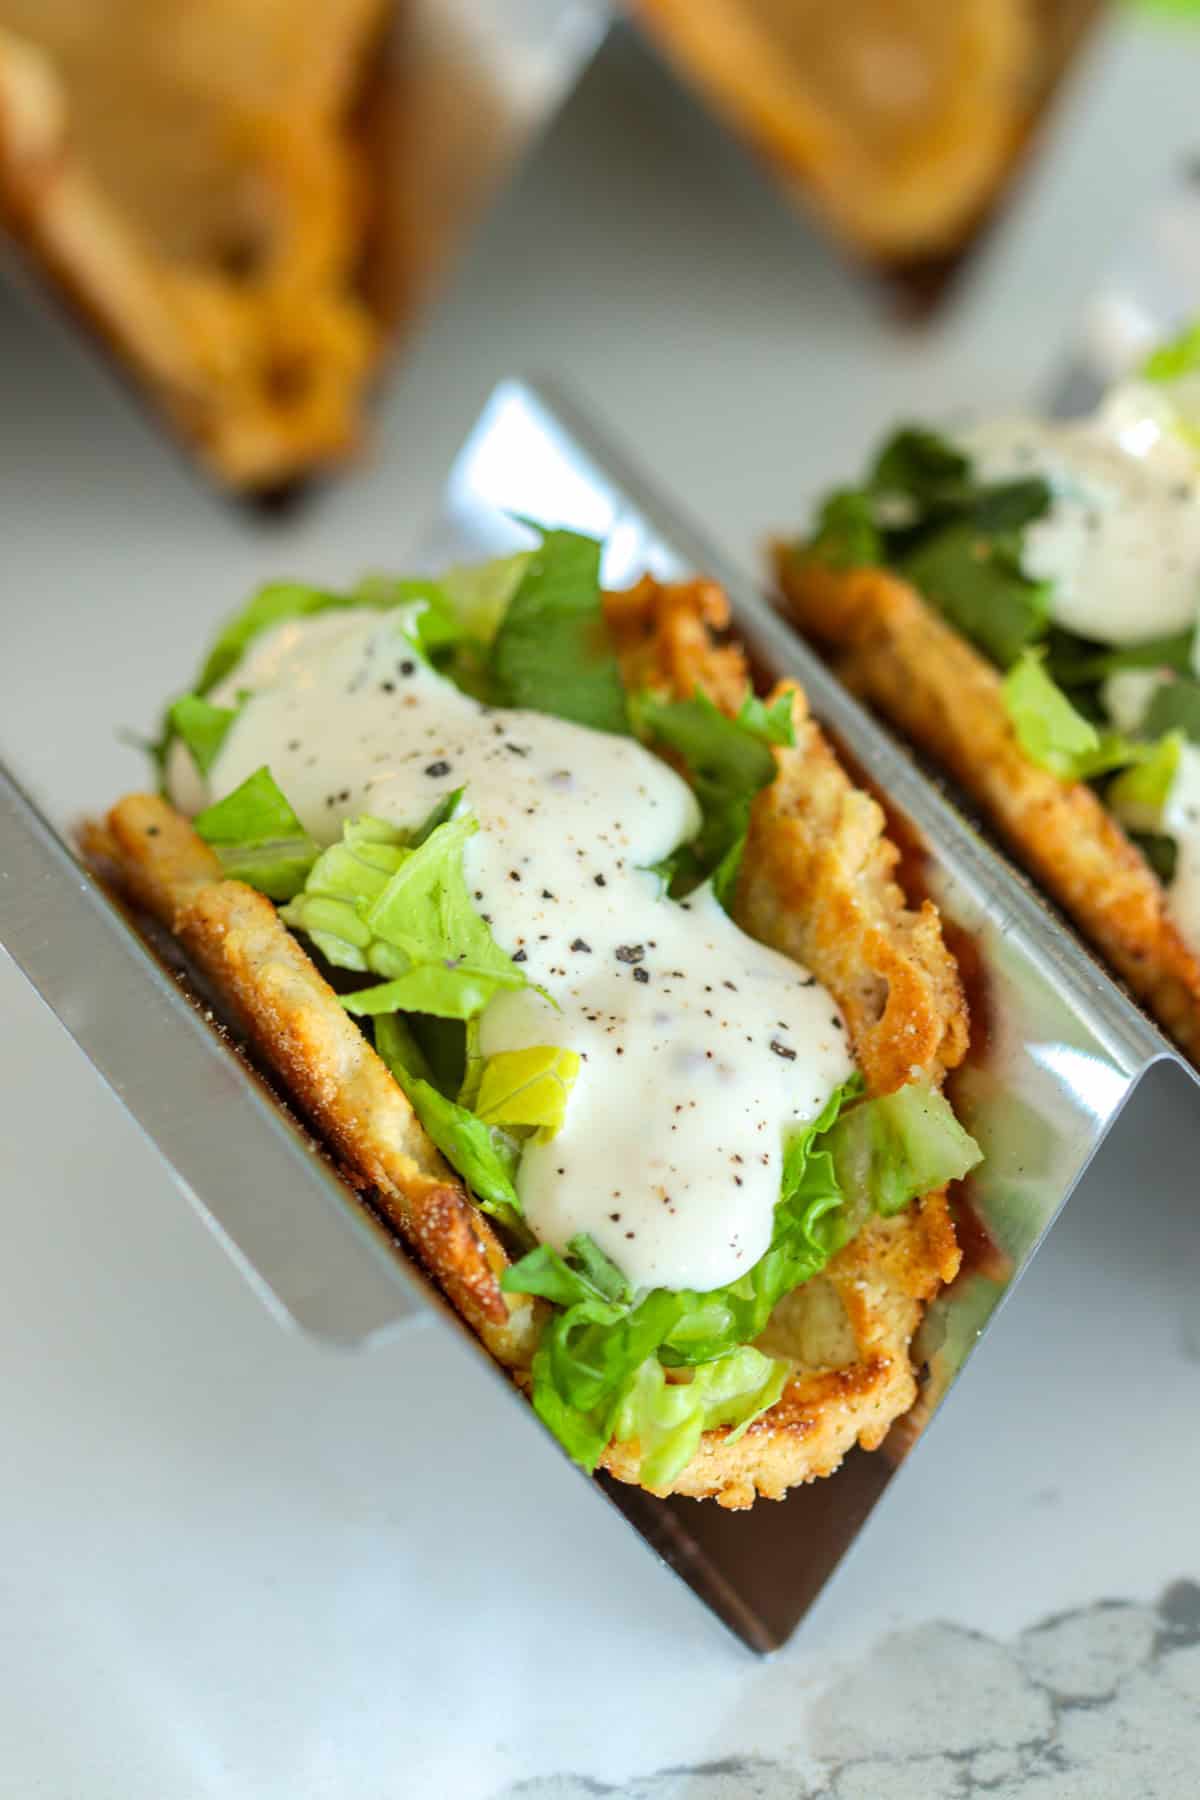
[175,607,854,1294]
[964,413,1200,646]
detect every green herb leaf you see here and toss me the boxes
[167,694,239,777]
[804,489,883,569]
[192,767,319,900]
[899,524,1051,669]
[870,426,972,509]
[1044,627,1196,688]
[632,687,786,895]
[488,526,630,735]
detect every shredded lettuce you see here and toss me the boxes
[192,767,319,899]
[474,1046,581,1138]
[898,526,1051,669]
[487,525,630,735]
[631,686,794,904]
[1107,732,1184,832]
[168,694,239,777]
[280,815,412,968]
[502,1071,980,1472]
[1001,651,1137,780]
[825,1079,983,1218]
[373,1014,525,1233]
[799,426,1053,669]
[332,814,530,1021]
[611,1346,790,1492]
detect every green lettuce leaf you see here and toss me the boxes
[1108,732,1184,832]
[1132,832,1179,885]
[1044,628,1196,689]
[1142,318,1200,385]
[168,694,239,776]
[805,489,882,569]
[373,1014,525,1234]
[1001,651,1137,780]
[631,686,793,900]
[280,814,412,969]
[337,813,529,1021]
[825,1078,983,1218]
[611,1346,790,1491]
[870,425,973,513]
[501,1071,980,1472]
[1143,678,1200,745]
[474,1045,581,1138]
[899,525,1051,669]
[799,426,1053,670]
[487,526,630,735]
[192,767,319,900]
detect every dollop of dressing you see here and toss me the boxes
[963,396,1200,957]
[964,413,1200,646]
[177,608,854,1293]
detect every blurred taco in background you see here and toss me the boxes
[629,0,1099,266]
[776,321,1200,1062]
[0,0,384,489]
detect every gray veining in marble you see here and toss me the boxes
[498,1582,1200,1798]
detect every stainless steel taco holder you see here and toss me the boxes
[2,377,1198,1653]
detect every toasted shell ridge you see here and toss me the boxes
[0,4,382,487]
[98,793,542,1368]
[777,550,1200,1065]
[93,574,969,1508]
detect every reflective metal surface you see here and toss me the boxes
[1,378,1196,1651]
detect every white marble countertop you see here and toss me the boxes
[1,17,1198,1798]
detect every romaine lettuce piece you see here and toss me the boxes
[475,1046,581,1139]
[1107,732,1184,832]
[825,1078,983,1217]
[901,526,1051,670]
[374,1014,525,1233]
[337,814,529,1021]
[1002,651,1136,779]
[1143,678,1200,746]
[281,815,412,969]
[631,685,793,904]
[488,525,630,735]
[192,766,319,900]
[168,694,239,777]
[612,1346,790,1491]
[502,1071,980,1472]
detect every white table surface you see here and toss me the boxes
[2,18,1199,1799]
